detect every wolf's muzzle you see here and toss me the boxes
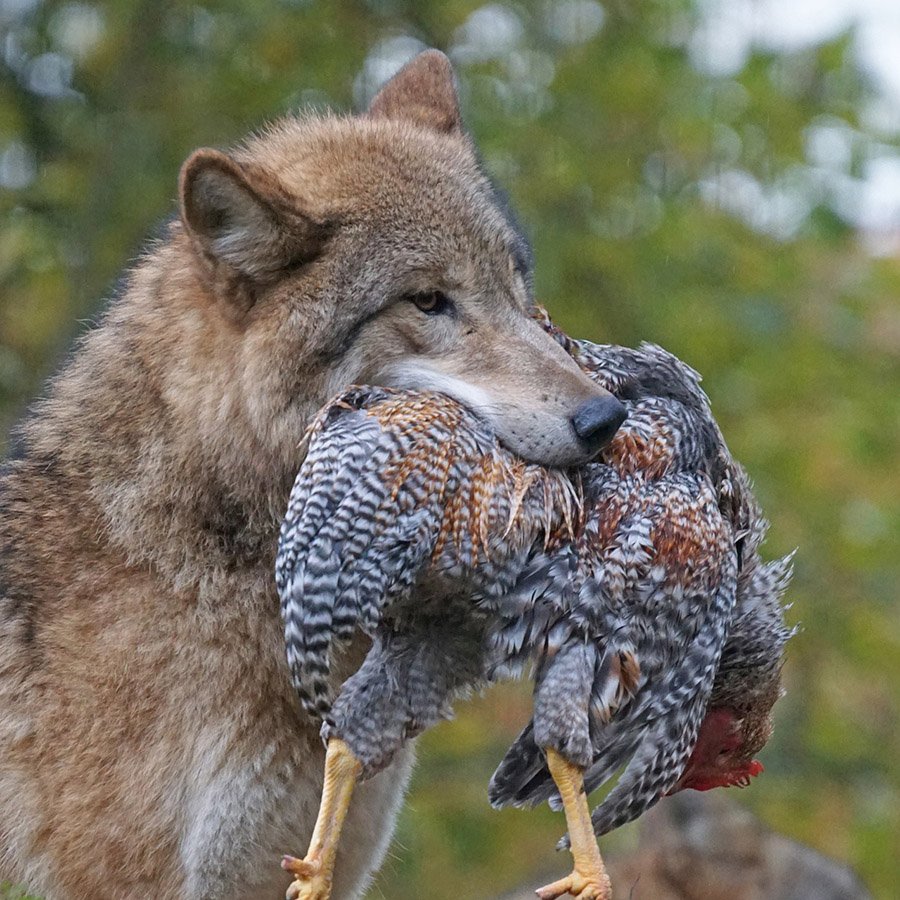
[570,395,627,455]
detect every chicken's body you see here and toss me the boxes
[487,337,793,838]
[276,388,580,777]
[275,331,792,899]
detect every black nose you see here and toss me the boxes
[571,395,627,452]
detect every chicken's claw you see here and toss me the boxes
[281,739,362,900]
[540,747,612,900]
[283,854,333,900]
[535,867,611,899]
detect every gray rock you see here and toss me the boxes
[498,793,870,900]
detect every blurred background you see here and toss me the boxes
[0,0,898,897]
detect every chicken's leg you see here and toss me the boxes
[535,748,611,900]
[282,738,363,900]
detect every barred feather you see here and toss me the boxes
[486,318,792,837]
[276,385,577,721]
[276,318,792,841]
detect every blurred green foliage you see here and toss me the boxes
[0,886,41,900]
[1,1,898,897]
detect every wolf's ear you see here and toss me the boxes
[180,149,328,281]
[368,49,462,134]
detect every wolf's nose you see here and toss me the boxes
[571,395,627,452]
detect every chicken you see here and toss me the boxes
[487,334,795,834]
[276,388,580,900]
[670,522,795,796]
[274,327,792,900]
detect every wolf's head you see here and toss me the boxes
[177,51,623,473]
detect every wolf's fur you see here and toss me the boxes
[0,52,613,899]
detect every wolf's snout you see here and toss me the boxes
[570,395,627,454]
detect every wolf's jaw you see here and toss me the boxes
[373,360,600,468]
[378,360,497,417]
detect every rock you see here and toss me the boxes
[499,793,870,900]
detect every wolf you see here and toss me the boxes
[0,51,624,899]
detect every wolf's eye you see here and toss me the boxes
[408,291,453,316]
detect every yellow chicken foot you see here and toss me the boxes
[282,738,363,900]
[535,749,611,900]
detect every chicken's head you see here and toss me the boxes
[667,706,769,793]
